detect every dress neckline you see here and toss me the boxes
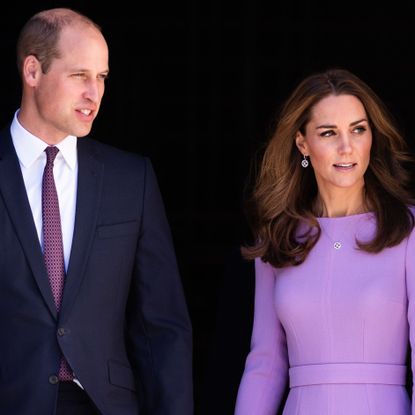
[317,211,374,222]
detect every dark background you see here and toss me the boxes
[1,2,415,413]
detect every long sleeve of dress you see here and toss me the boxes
[234,257,289,415]
[405,226,415,414]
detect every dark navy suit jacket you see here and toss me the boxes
[0,128,193,414]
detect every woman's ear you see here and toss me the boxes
[295,131,308,156]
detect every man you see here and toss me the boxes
[0,8,193,415]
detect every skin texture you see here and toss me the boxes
[18,22,109,145]
[296,94,372,217]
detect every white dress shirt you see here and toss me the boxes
[10,110,78,272]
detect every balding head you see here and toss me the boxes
[16,8,102,75]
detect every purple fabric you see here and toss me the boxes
[235,212,415,414]
[42,146,73,381]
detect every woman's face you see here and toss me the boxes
[296,94,372,197]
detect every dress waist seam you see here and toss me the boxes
[289,363,407,387]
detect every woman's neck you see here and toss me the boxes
[313,189,369,218]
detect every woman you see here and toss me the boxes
[235,68,415,414]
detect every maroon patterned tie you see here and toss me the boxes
[42,146,73,381]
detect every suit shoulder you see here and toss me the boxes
[79,137,149,171]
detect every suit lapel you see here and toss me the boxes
[0,129,57,319]
[60,139,103,319]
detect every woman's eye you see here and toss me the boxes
[353,126,366,134]
[320,130,334,137]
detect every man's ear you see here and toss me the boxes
[22,55,42,87]
[295,131,308,156]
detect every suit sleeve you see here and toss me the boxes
[406,226,415,415]
[126,158,193,415]
[234,257,288,415]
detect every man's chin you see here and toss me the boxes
[74,126,93,138]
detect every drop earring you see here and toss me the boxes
[301,155,309,168]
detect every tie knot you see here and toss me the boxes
[45,146,59,164]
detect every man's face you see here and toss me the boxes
[29,24,109,142]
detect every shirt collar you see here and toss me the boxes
[11,110,77,170]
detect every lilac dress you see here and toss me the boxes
[235,212,415,414]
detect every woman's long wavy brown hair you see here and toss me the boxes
[242,68,415,268]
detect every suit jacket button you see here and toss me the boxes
[49,375,59,384]
[58,328,69,336]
